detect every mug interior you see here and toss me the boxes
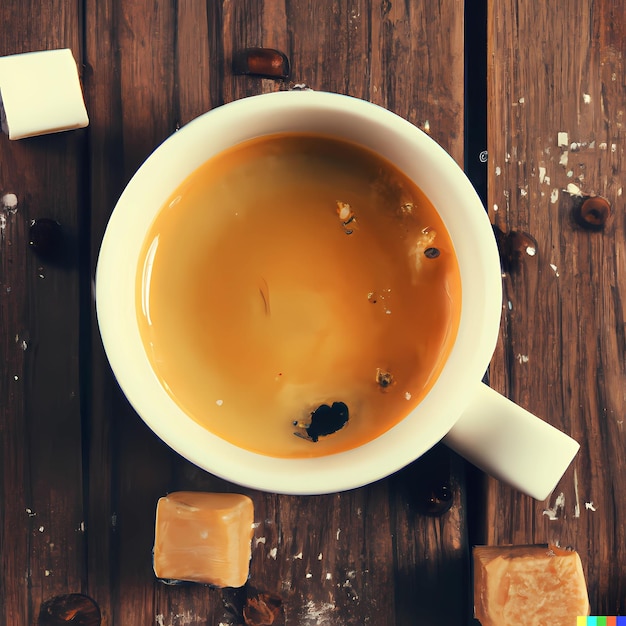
[96,91,502,494]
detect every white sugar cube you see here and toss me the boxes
[0,48,89,140]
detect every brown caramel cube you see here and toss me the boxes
[473,544,589,625]
[153,491,254,587]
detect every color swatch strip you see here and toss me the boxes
[577,618,626,626]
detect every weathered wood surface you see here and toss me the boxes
[0,2,86,625]
[487,0,626,615]
[4,0,624,623]
[1,1,472,625]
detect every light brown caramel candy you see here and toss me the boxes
[473,544,589,626]
[153,491,254,587]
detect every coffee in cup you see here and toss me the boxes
[136,132,461,457]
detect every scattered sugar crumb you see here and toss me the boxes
[255,537,266,546]
[294,552,303,560]
[336,528,341,540]
[1,193,18,211]
[300,600,336,623]
[518,96,525,104]
[520,187,528,197]
[493,203,499,212]
[538,166,546,183]
[550,263,560,277]
[585,502,597,511]
[566,183,582,196]
[599,142,608,150]
[559,151,569,166]
[325,572,332,580]
[516,354,529,364]
[404,391,412,400]
[495,166,501,176]
[550,188,560,204]
[306,572,313,578]
[215,399,223,406]
[268,547,278,559]
[38,526,44,532]
[542,492,566,520]
[583,93,591,103]
[557,132,569,147]
[318,552,323,560]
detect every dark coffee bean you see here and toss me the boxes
[233,48,290,79]
[38,594,101,626]
[29,218,63,258]
[574,195,611,230]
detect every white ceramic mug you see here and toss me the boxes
[96,91,579,500]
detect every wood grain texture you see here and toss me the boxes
[81,1,469,625]
[0,1,496,624]
[487,0,626,614]
[0,2,87,624]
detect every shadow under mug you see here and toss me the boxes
[96,91,579,499]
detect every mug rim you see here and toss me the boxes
[96,90,502,494]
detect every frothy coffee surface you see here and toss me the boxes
[136,133,461,457]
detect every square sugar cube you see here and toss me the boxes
[0,48,89,140]
[153,491,254,588]
[473,544,590,625]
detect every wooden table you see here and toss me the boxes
[1,1,624,624]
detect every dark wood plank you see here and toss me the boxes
[84,3,181,623]
[83,1,469,625]
[0,2,87,623]
[487,0,626,614]
[0,1,468,623]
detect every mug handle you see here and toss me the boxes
[442,383,580,500]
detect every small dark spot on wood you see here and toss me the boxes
[243,592,284,625]
[233,48,290,80]
[416,483,453,516]
[221,587,248,624]
[424,247,440,259]
[29,218,63,259]
[38,594,101,626]
[572,195,611,231]
[493,226,538,273]
[391,444,454,516]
